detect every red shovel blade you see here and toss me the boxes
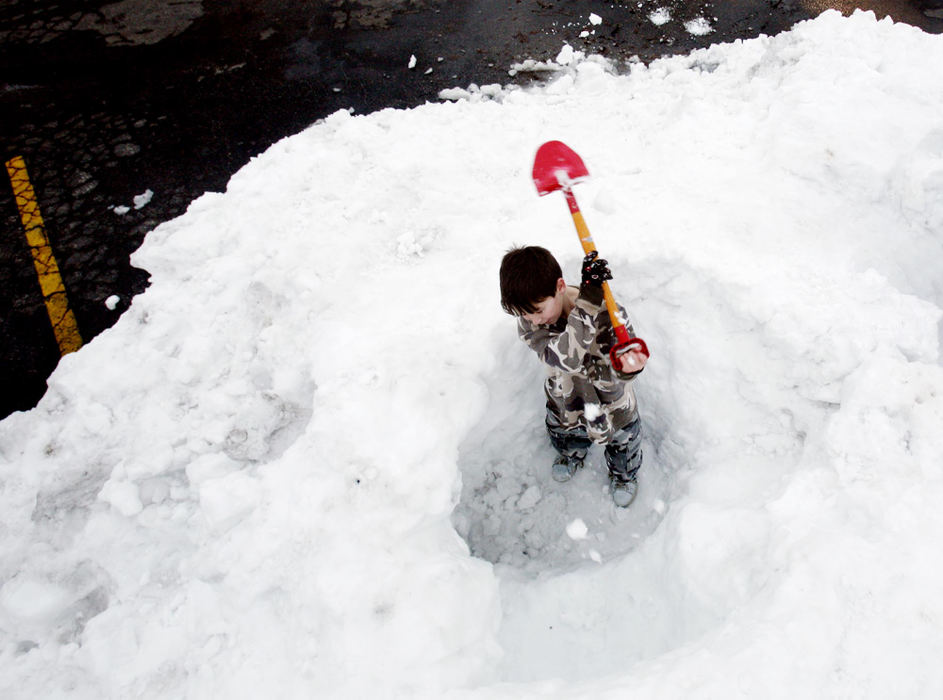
[532,140,589,196]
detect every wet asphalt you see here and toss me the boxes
[2,0,941,419]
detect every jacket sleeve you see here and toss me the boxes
[517,293,604,373]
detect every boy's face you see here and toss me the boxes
[522,278,567,326]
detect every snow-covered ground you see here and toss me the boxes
[3,10,943,698]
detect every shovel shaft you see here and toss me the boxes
[534,140,649,367]
[563,189,625,334]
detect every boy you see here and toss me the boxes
[499,246,647,507]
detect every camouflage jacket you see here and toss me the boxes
[517,286,639,444]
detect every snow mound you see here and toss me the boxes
[3,10,943,698]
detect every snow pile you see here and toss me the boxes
[649,8,672,26]
[3,10,943,698]
[684,17,714,36]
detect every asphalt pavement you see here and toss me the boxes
[2,0,941,419]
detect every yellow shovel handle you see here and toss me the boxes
[565,194,623,331]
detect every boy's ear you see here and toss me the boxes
[556,278,566,294]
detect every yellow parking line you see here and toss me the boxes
[5,156,83,355]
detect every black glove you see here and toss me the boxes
[580,251,612,290]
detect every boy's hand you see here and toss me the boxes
[580,251,612,290]
[614,346,648,375]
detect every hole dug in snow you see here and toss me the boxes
[451,335,672,576]
[450,259,814,683]
[450,331,687,684]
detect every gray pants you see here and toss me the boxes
[546,405,642,482]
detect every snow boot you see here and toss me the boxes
[552,455,583,482]
[610,477,638,508]
[604,416,642,506]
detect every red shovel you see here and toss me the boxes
[532,140,650,372]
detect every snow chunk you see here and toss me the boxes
[517,484,542,510]
[408,54,417,69]
[508,58,562,76]
[685,17,713,36]
[186,453,241,486]
[566,518,589,540]
[1,577,72,621]
[589,13,602,26]
[556,44,576,65]
[133,188,153,209]
[439,87,471,101]
[649,8,671,26]
[395,231,426,259]
[99,479,144,517]
[105,294,120,310]
[438,83,508,103]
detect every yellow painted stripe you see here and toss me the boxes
[5,156,83,355]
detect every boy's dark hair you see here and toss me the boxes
[499,246,562,316]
